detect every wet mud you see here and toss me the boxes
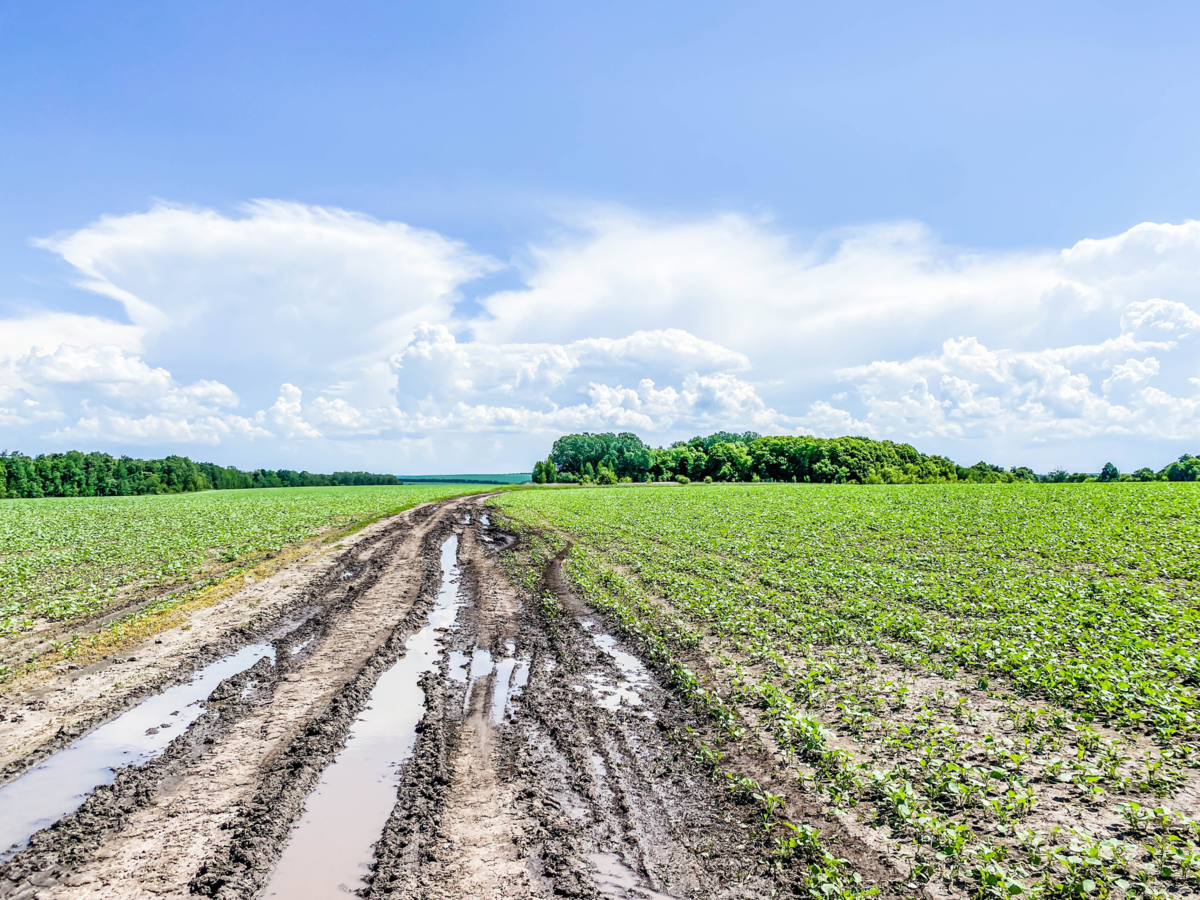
[0,497,898,899]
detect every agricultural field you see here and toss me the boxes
[0,485,493,672]
[2,481,1199,900]
[493,483,1200,898]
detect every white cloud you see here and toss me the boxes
[32,200,499,384]
[0,313,142,361]
[268,384,322,439]
[7,201,1200,469]
[0,344,252,436]
[1103,357,1160,392]
[48,411,270,445]
[825,301,1200,442]
[1121,298,1200,335]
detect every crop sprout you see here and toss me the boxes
[0,484,492,640]
[495,482,1200,897]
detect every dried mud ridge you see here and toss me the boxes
[0,498,903,900]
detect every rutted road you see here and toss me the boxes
[0,496,893,900]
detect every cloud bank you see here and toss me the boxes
[3,201,1199,471]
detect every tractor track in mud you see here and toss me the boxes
[0,496,902,900]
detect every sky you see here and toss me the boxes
[2,1,1199,474]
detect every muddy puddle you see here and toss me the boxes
[490,642,530,725]
[580,619,653,713]
[589,853,679,900]
[0,641,274,861]
[262,533,464,899]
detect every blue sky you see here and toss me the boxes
[2,2,1200,473]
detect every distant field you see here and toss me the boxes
[0,483,494,635]
[399,473,531,484]
[495,483,1200,897]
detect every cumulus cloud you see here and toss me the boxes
[48,412,270,445]
[0,344,255,439]
[0,313,141,361]
[268,384,322,439]
[278,325,780,439]
[31,200,499,388]
[818,300,1200,442]
[7,201,1200,469]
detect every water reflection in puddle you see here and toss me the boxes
[262,535,462,899]
[463,648,493,714]
[490,658,517,725]
[447,650,470,684]
[580,621,653,713]
[0,641,274,861]
[588,852,678,900]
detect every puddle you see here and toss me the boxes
[289,637,314,657]
[480,514,490,527]
[263,535,463,899]
[447,650,470,684]
[469,648,494,681]
[510,661,530,705]
[0,641,274,861]
[463,648,493,714]
[464,513,471,525]
[588,852,678,900]
[490,658,518,725]
[580,622,653,713]
[270,606,320,640]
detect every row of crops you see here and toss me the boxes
[494,483,1200,898]
[0,484,492,636]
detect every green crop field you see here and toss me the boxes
[494,483,1200,898]
[0,484,493,636]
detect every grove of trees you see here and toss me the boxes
[0,450,399,499]
[532,433,1200,485]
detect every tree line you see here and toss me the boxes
[0,450,400,499]
[532,432,1200,485]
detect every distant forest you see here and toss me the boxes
[533,432,1200,485]
[0,450,399,499]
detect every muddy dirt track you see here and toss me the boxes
[0,496,900,900]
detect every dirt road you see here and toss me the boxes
[0,496,896,899]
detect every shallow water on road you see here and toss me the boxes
[580,620,653,713]
[588,852,678,900]
[262,534,463,899]
[0,641,274,861]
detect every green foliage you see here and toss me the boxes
[751,435,959,484]
[1164,455,1200,482]
[0,450,399,499]
[495,482,1200,898]
[0,484,491,635]
[499,484,1200,739]
[495,482,1200,896]
[538,432,1199,487]
[540,431,971,484]
[549,432,654,481]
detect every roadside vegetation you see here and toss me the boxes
[0,484,493,648]
[494,482,1200,898]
